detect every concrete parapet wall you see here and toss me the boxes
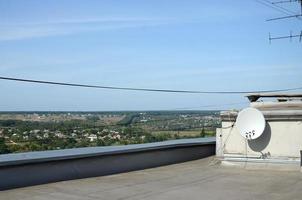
[0,138,215,190]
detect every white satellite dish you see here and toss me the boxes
[235,107,265,140]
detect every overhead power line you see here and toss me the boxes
[253,0,302,21]
[262,0,300,16]
[254,0,295,15]
[272,0,302,14]
[1,76,302,94]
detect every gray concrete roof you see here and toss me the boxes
[1,156,302,200]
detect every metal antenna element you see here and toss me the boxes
[272,0,299,4]
[269,32,272,44]
[267,0,302,20]
[262,0,302,42]
[269,31,302,42]
[267,14,302,21]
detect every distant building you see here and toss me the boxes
[112,134,121,140]
[55,132,65,139]
[87,134,97,142]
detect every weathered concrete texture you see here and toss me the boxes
[0,138,215,190]
[217,120,302,159]
[1,157,301,200]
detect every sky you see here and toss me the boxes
[0,0,301,111]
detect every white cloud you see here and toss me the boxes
[0,17,173,41]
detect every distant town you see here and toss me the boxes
[0,111,221,154]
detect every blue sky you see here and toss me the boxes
[0,0,301,111]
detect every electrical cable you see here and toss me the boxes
[1,76,302,94]
[263,0,300,15]
[254,0,302,21]
[254,0,295,15]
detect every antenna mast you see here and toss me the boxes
[266,0,302,43]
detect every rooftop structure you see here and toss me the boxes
[217,93,302,170]
[246,93,302,111]
[246,93,302,102]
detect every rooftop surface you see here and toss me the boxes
[1,157,301,200]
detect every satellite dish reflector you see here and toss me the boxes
[235,107,265,140]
